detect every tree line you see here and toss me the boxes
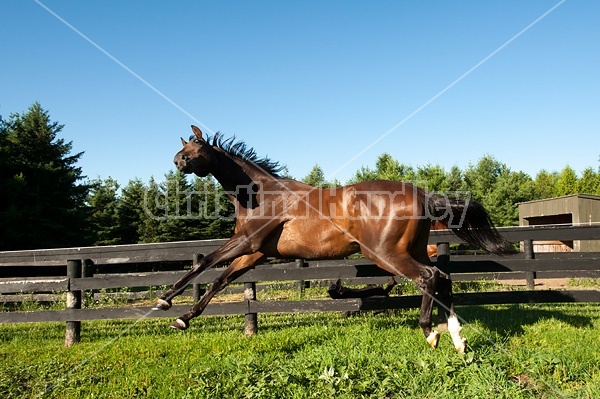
[1,103,599,251]
[0,103,235,250]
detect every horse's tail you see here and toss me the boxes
[422,190,515,255]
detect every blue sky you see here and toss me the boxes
[2,0,598,186]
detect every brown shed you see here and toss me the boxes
[518,194,600,252]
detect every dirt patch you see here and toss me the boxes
[501,278,591,289]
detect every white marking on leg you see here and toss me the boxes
[152,298,171,311]
[170,318,187,330]
[426,330,440,348]
[448,315,467,353]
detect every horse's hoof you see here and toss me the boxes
[169,318,189,331]
[426,330,440,349]
[455,338,467,354]
[152,298,172,311]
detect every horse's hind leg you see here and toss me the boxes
[418,267,466,352]
[417,265,441,349]
[361,251,442,348]
[436,277,467,353]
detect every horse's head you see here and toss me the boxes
[174,125,214,177]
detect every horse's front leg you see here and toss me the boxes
[171,252,265,330]
[152,231,261,311]
[152,254,206,310]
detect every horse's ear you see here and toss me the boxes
[191,125,203,140]
[180,137,188,146]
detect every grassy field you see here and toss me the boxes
[1,300,600,398]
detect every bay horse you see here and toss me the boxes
[154,125,513,352]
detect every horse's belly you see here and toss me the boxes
[269,222,359,260]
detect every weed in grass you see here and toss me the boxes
[0,293,65,313]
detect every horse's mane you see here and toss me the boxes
[205,132,286,177]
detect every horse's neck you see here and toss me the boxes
[210,150,272,194]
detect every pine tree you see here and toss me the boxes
[487,170,535,226]
[416,164,448,192]
[554,166,578,196]
[0,103,89,250]
[375,153,416,182]
[139,177,162,243]
[348,165,378,184]
[117,178,147,244]
[193,176,235,239]
[302,164,338,188]
[533,170,559,199]
[445,165,466,192]
[155,171,194,241]
[87,177,121,245]
[463,155,505,205]
[302,164,327,187]
[577,167,600,195]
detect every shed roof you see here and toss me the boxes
[517,193,600,206]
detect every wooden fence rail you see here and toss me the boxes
[1,225,599,346]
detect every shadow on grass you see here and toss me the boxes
[456,304,596,337]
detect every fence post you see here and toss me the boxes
[436,242,450,269]
[524,239,536,290]
[296,259,309,297]
[244,282,257,336]
[192,253,205,302]
[435,242,450,326]
[65,259,82,347]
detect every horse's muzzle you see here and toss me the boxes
[174,155,189,172]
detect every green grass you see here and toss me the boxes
[1,303,599,398]
[568,278,600,288]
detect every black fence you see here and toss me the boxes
[1,224,599,346]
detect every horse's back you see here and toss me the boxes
[261,179,428,259]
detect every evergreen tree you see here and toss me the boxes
[302,164,338,188]
[416,164,448,192]
[463,155,529,226]
[139,177,162,243]
[462,155,505,205]
[445,165,466,192]
[0,103,89,250]
[302,164,327,187]
[375,153,416,181]
[152,171,203,242]
[87,177,120,245]
[165,171,195,240]
[577,167,600,195]
[487,170,535,226]
[348,165,378,184]
[554,166,578,196]
[533,170,559,199]
[117,178,147,244]
[348,153,415,184]
[192,176,235,239]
